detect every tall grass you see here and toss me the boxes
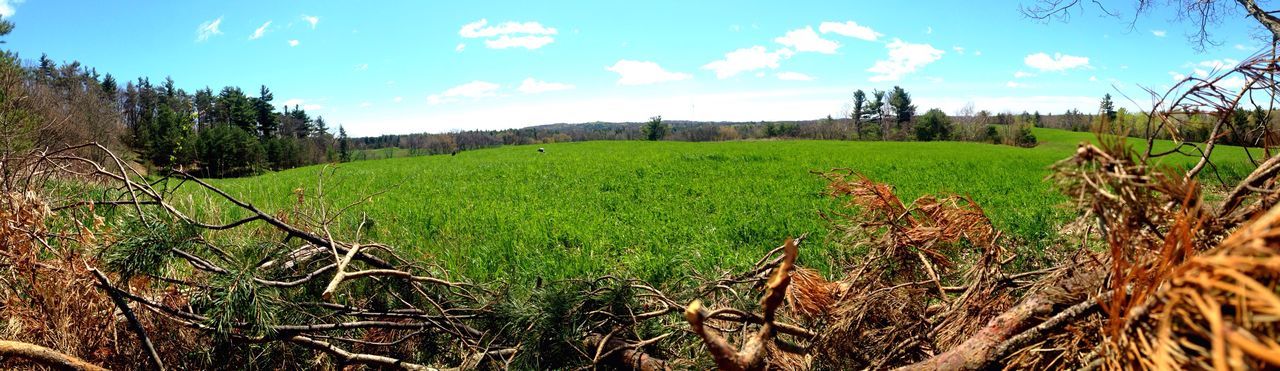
[177,128,1256,289]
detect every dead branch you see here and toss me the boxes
[584,333,672,371]
[0,340,108,371]
[686,237,798,371]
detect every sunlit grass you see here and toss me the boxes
[178,128,1256,288]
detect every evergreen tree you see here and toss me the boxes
[887,86,915,126]
[338,125,351,162]
[194,87,214,130]
[254,85,278,138]
[852,89,866,139]
[1100,94,1117,123]
[100,73,118,100]
[642,116,668,140]
[215,86,256,131]
[870,89,886,138]
[36,53,54,81]
[313,116,329,136]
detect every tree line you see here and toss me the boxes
[4,44,353,178]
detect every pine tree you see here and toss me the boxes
[852,89,866,139]
[1100,94,1117,123]
[338,125,351,162]
[254,85,278,138]
[642,116,668,140]
[887,86,915,126]
[100,73,118,100]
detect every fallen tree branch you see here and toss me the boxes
[686,237,799,371]
[0,340,108,371]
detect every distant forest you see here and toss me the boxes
[9,44,1272,177]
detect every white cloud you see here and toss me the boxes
[1218,76,1247,89]
[455,43,466,52]
[393,96,403,103]
[1006,81,1025,88]
[952,46,965,55]
[302,15,319,29]
[1170,71,1187,81]
[283,98,323,111]
[517,78,574,94]
[1196,58,1239,71]
[355,63,368,71]
[484,35,554,50]
[459,19,557,50]
[1152,30,1167,37]
[288,39,299,47]
[606,60,692,85]
[459,19,556,38]
[359,102,373,108]
[196,17,223,42]
[1024,52,1090,72]
[1185,59,1240,79]
[974,50,983,56]
[776,71,813,81]
[702,46,792,79]
[249,21,271,40]
[818,21,881,41]
[926,26,933,34]
[0,0,21,17]
[867,39,944,82]
[775,27,839,54]
[1089,75,1098,81]
[1235,44,1253,51]
[427,81,501,105]
[1013,70,1035,78]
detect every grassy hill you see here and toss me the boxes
[181,128,1256,288]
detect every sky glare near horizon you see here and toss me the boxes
[3,0,1268,136]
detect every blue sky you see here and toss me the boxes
[2,1,1265,136]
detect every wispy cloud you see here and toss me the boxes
[702,46,793,79]
[518,78,574,94]
[776,71,813,81]
[1006,81,1025,88]
[1024,52,1090,72]
[428,81,501,105]
[288,39,299,47]
[302,14,319,29]
[196,17,224,42]
[355,63,369,71]
[250,21,271,40]
[1013,70,1035,78]
[606,60,692,85]
[818,21,881,41]
[459,19,558,50]
[867,39,944,82]
[456,43,466,52]
[1151,29,1167,37]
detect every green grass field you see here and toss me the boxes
[180,128,1257,289]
